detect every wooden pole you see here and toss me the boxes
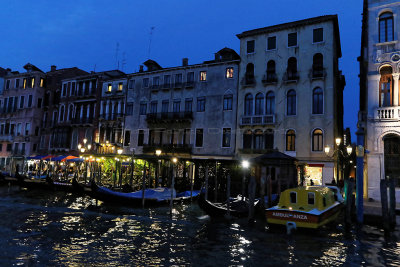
[267,173,272,208]
[345,177,354,227]
[260,167,266,211]
[389,177,396,229]
[214,161,218,202]
[248,175,256,221]
[226,173,231,217]
[380,179,390,231]
[242,170,246,200]
[142,161,147,208]
[190,163,194,200]
[205,165,209,200]
[170,164,175,216]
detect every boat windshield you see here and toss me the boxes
[290,192,297,203]
[307,192,315,205]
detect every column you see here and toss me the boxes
[393,73,399,106]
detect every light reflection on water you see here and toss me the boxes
[0,187,400,266]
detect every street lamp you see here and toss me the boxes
[242,160,250,169]
[241,160,250,199]
[155,149,162,186]
[325,138,353,185]
[155,149,162,156]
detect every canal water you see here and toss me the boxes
[0,186,399,266]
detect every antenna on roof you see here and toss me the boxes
[121,52,127,71]
[115,42,120,70]
[147,26,155,59]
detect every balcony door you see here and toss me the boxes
[379,66,393,107]
[384,134,400,186]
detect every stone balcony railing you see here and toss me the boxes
[240,115,275,126]
[376,107,400,120]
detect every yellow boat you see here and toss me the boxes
[266,186,342,229]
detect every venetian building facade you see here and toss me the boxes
[359,0,400,201]
[124,48,240,162]
[236,15,345,187]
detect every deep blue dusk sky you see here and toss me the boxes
[0,0,362,137]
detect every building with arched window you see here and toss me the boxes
[236,15,345,187]
[359,0,400,202]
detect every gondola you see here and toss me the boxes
[16,173,85,194]
[88,181,200,207]
[198,191,260,218]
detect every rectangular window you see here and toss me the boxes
[124,130,131,146]
[162,100,169,113]
[6,144,12,152]
[290,192,297,203]
[313,28,323,43]
[37,98,42,108]
[175,73,182,85]
[226,67,234,78]
[23,78,27,89]
[173,100,180,113]
[28,95,33,107]
[126,103,133,115]
[5,80,10,89]
[223,94,233,111]
[308,192,315,205]
[118,82,123,91]
[14,143,19,153]
[0,144,2,152]
[31,78,35,88]
[164,75,171,86]
[247,40,255,54]
[197,97,205,112]
[200,71,207,81]
[185,98,192,112]
[25,123,30,135]
[40,78,44,87]
[153,76,160,86]
[62,83,67,96]
[267,36,276,50]
[183,129,191,145]
[139,102,147,115]
[16,123,21,135]
[187,72,194,82]
[222,128,231,147]
[13,96,18,112]
[138,130,144,146]
[143,78,149,88]
[288,32,297,47]
[195,129,203,147]
[150,101,157,114]
[128,79,135,89]
[107,84,112,92]
[15,79,20,88]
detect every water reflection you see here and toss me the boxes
[0,187,400,266]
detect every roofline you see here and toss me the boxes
[236,15,341,58]
[127,59,240,78]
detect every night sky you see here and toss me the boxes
[0,0,362,138]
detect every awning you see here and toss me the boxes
[27,155,55,160]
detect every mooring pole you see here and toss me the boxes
[248,175,256,221]
[380,179,390,231]
[142,161,147,208]
[170,164,175,217]
[260,167,266,211]
[205,165,209,200]
[389,177,396,229]
[356,128,365,224]
[214,161,218,202]
[226,173,231,217]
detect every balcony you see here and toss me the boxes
[0,135,13,142]
[142,144,192,154]
[76,89,96,98]
[151,84,160,92]
[283,71,299,83]
[262,73,278,85]
[146,112,193,124]
[310,68,326,79]
[12,149,26,156]
[376,107,400,121]
[162,83,171,90]
[71,117,94,125]
[99,113,123,121]
[240,115,275,126]
[185,81,195,88]
[173,82,183,89]
[241,76,256,87]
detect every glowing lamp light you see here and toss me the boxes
[155,149,162,156]
[88,144,92,150]
[335,137,341,146]
[346,145,353,156]
[78,144,82,149]
[324,145,330,155]
[117,148,123,155]
[172,157,178,164]
[242,160,250,169]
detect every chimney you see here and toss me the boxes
[139,65,144,72]
[51,65,57,72]
[182,58,188,66]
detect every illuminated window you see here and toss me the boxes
[118,82,123,91]
[40,78,44,87]
[379,66,393,107]
[312,129,323,151]
[107,84,112,92]
[286,130,295,151]
[23,78,27,89]
[31,78,35,88]
[200,71,207,81]
[226,67,234,78]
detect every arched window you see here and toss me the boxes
[379,12,394,43]
[287,57,298,80]
[312,53,323,78]
[59,105,65,122]
[264,129,274,150]
[379,66,393,107]
[68,104,74,121]
[266,91,275,115]
[286,130,296,151]
[312,87,323,114]
[312,129,323,151]
[254,129,263,149]
[244,93,253,115]
[255,93,264,115]
[287,90,296,115]
[243,130,252,149]
[245,63,255,84]
[266,60,277,82]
